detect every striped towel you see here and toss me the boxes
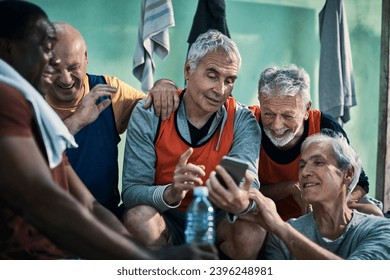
[132,0,175,92]
[0,59,77,168]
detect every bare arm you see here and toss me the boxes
[65,162,218,260]
[242,187,342,260]
[260,181,310,215]
[0,136,152,259]
[65,164,132,236]
[348,185,366,203]
[259,181,300,201]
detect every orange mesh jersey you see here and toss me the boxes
[155,93,236,211]
[249,105,321,220]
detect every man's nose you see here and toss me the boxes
[300,164,312,178]
[59,70,72,84]
[213,81,225,96]
[271,115,284,131]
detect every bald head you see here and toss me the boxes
[49,21,88,73]
[42,22,89,106]
[53,22,87,55]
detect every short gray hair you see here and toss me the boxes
[258,64,311,108]
[301,131,362,195]
[187,29,241,74]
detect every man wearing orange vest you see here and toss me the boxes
[121,30,266,259]
[248,64,382,221]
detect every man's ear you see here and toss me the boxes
[184,60,191,81]
[85,47,89,65]
[304,101,312,120]
[344,166,354,185]
[0,39,12,60]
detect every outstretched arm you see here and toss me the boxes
[260,181,311,215]
[242,186,342,260]
[65,163,132,236]
[0,135,153,259]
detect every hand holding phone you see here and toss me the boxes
[216,156,249,188]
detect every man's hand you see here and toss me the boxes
[240,188,285,232]
[63,84,117,134]
[206,166,252,215]
[347,185,366,204]
[144,79,179,120]
[289,181,312,215]
[347,186,383,216]
[163,148,205,205]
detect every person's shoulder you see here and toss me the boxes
[100,75,124,87]
[318,111,347,134]
[102,75,146,98]
[130,98,157,123]
[353,210,390,228]
[319,111,340,126]
[0,82,29,108]
[248,104,260,114]
[233,100,255,114]
[133,98,151,111]
[127,99,160,133]
[101,75,131,87]
[288,212,315,229]
[319,111,336,122]
[0,82,23,96]
[0,82,32,134]
[233,101,259,124]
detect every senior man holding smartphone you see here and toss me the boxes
[121,29,265,260]
[216,132,390,260]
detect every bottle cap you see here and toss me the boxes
[193,186,208,196]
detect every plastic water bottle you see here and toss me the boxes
[184,187,215,244]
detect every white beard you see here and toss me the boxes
[263,127,295,148]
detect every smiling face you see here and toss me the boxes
[298,141,348,205]
[8,17,59,94]
[43,23,88,107]
[260,93,309,150]
[184,50,239,121]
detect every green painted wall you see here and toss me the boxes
[31,0,381,198]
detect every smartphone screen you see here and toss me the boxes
[216,156,249,188]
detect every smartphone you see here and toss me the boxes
[216,156,249,188]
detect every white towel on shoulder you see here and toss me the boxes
[0,59,77,168]
[132,0,175,92]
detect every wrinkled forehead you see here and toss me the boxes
[260,93,304,111]
[302,140,332,159]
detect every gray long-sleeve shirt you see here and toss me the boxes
[121,93,261,213]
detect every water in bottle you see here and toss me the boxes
[184,186,215,244]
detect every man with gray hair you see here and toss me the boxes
[248,64,382,220]
[121,29,266,259]
[240,132,390,259]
